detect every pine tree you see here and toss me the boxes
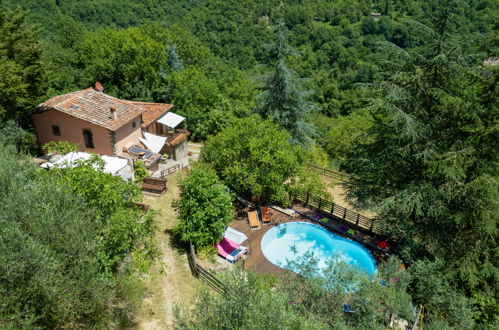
[343,0,498,324]
[257,23,314,148]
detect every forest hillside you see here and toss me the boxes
[1,0,498,328]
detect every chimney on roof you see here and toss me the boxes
[110,107,117,120]
[95,81,104,92]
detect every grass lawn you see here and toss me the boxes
[321,175,377,218]
[135,172,202,329]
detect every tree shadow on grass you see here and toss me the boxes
[164,228,190,255]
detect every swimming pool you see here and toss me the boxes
[261,222,376,275]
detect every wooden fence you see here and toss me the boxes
[294,192,384,235]
[188,242,228,294]
[161,163,187,177]
[306,163,349,181]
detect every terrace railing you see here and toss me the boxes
[306,163,349,181]
[294,192,384,235]
[164,128,188,143]
[160,163,187,177]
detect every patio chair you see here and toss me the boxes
[247,210,261,230]
[261,206,272,225]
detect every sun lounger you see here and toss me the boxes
[270,205,297,218]
[215,237,247,263]
[261,206,272,225]
[224,227,248,245]
[247,210,260,229]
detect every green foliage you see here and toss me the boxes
[196,245,218,262]
[167,43,184,72]
[100,208,155,273]
[342,2,498,325]
[405,259,475,328]
[258,25,315,148]
[43,140,78,155]
[164,66,254,140]
[312,110,373,166]
[179,255,475,328]
[0,2,47,124]
[176,256,417,329]
[0,120,37,154]
[133,160,148,183]
[76,27,166,100]
[287,167,330,202]
[174,269,327,329]
[201,116,303,204]
[2,0,497,326]
[0,144,108,327]
[0,143,155,327]
[173,163,234,247]
[47,155,141,221]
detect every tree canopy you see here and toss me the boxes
[342,0,499,323]
[0,141,155,328]
[201,116,303,204]
[257,24,315,148]
[173,163,234,247]
[0,3,47,123]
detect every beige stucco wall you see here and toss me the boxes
[114,115,142,154]
[32,110,113,155]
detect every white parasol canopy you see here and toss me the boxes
[140,131,167,154]
[156,112,185,128]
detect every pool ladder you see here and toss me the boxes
[277,226,287,238]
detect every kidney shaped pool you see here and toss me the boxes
[261,222,376,275]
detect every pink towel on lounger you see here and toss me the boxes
[215,237,246,262]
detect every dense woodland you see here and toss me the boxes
[1,0,498,328]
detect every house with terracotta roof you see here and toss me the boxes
[32,83,189,169]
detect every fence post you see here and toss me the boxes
[330,202,335,215]
[343,208,347,220]
[305,192,310,206]
[189,240,198,277]
[356,213,360,225]
[370,220,374,232]
[318,197,322,210]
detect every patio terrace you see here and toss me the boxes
[229,202,388,277]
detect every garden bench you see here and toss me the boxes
[141,177,167,195]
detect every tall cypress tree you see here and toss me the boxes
[257,23,314,148]
[343,0,498,324]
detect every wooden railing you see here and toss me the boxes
[188,242,228,294]
[294,192,384,235]
[164,128,188,143]
[306,163,349,181]
[160,163,187,177]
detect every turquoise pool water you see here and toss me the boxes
[261,222,376,275]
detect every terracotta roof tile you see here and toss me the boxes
[34,88,174,131]
[125,101,174,127]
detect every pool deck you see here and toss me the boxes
[229,204,386,277]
